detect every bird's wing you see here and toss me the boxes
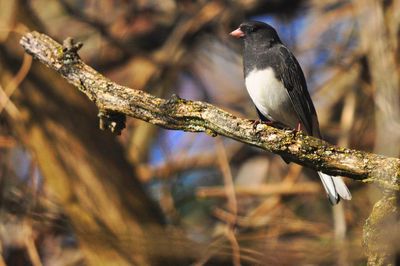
[276,45,320,137]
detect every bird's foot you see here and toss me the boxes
[296,122,302,132]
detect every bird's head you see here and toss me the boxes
[230,21,281,45]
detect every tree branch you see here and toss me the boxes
[19,31,400,190]
[196,182,321,198]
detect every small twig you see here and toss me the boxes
[216,138,240,266]
[0,136,16,148]
[137,143,242,182]
[0,53,32,111]
[0,84,19,119]
[0,243,6,266]
[216,138,237,217]
[23,221,42,266]
[0,34,31,118]
[197,182,321,198]
[192,237,226,266]
[225,228,241,266]
[243,164,302,227]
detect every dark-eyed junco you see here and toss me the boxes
[230,21,351,204]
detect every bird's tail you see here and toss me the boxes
[317,172,352,205]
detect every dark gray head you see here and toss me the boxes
[230,21,282,47]
[230,21,283,74]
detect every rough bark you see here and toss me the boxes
[363,192,400,265]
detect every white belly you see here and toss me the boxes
[245,68,298,128]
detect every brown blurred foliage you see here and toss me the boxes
[0,0,399,265]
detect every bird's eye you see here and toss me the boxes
[241,26,256,33]
[240,25,259,33]
[251,26,259,32]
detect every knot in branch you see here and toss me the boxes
[59,37,83,65]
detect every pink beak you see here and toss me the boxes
[230,28,245,38]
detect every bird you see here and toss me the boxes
[230,21,351,204]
